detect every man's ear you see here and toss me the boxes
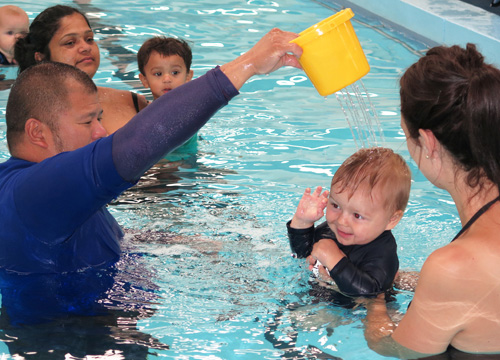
[25,118,49,149]
[386,210,403,230]
[34,52,45,63]
[139,73,149,88]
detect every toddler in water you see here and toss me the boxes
[138,36,193,100]
[137,36,197,154]
[287,147,411,299]
[0,5,29,65]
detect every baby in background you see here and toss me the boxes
[137,36,193,100]
[0,5,29,65]
[287,147,411,298]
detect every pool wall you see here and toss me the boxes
[319,0,500,67]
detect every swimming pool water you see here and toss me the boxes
[0,0,461,359]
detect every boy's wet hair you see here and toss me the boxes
[331,147,411,213]
[137,36,192,75]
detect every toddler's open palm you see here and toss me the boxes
[295,186,329,223]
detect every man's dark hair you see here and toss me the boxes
[6,61,97,154]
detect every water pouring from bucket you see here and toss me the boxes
[291,9,384,149]
[290,8,370,97]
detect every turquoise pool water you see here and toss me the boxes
[0,0,461,359]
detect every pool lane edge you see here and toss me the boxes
[317,0,500,67]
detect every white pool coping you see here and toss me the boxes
[319,0,500,67]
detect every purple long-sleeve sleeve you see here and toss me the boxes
[112,66,239,182]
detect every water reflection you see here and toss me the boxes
[0,252,168,358]
[0,309,168,359]
[115,153,238,206]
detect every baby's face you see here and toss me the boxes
[325,183,398,246]
[0,10,29,63]
[139,51,193,100]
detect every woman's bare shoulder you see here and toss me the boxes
[96,86,148,133]
[416,243,473,296]
[97,86,146,107]
[419,233,500,297]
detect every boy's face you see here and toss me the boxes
[325,182,401,246]
[0,10,29,63]
[139,51,193,100]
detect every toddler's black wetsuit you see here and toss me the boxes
[287,220,398,299]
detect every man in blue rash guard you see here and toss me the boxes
[0,28,302,323]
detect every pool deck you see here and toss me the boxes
[320,0,500,67]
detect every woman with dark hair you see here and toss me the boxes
[364,44,500,358]
[14,5,148,134]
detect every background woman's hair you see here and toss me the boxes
[14,5,91,73]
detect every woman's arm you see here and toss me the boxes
[364,294,431,359]
[365,247,467,358]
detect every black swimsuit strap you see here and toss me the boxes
[451,195,500,242]
[131,92,140,113]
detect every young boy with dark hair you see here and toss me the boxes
[138,36,197,155]
[138,36,193,100]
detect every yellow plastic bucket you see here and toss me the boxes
[290,8,370,96]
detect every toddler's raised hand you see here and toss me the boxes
[290,186,329,229]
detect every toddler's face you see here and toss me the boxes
[139,51,193,100]
[325,182,399,246]
[0,11,29,63]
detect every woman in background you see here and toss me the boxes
[15,5,148,134]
